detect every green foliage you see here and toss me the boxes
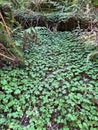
[0,30,98,129]
[0,0,98,129]
[92,0,98,6]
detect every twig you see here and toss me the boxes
[0,12,15,48]
[0,53,15,61]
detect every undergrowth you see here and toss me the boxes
[0,29,98,130]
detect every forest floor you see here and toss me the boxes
[0,29,98,130]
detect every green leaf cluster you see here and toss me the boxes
[0,30,98,129]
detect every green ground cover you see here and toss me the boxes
[0,30,98,130]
